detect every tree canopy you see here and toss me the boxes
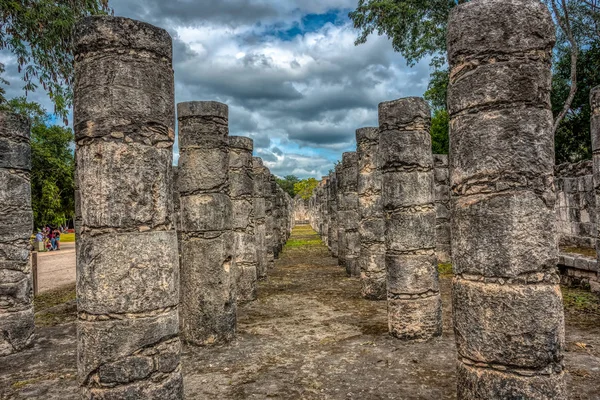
[350,0,599,160]
[294,178,319,200]
[0,0,111,123]
[2,97,75,228]
[276,175,301,197]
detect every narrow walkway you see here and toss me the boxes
[0,226,599,399]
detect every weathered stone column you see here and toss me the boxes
[357,127,386,300]
[448,1,565,397]
[593,86,600,294]
[252,157,268,280]
[336,164,346,267]
[178,101,235,345]
[379,97,442,341]
[74,16,183,397]
[265,173,276,269]
[328,170,339,257]
[433,155,451,264]
[0,112,34,357]
[270,175,282,259]
[229,137,257,303]
[341,152,360,276]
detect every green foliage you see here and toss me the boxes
[431,109,449,155]
[0,0,111,123]
[553,41,600,164]
[3,97,75,228]
[276,175,300,197]
[349,0,459,70]
[294,178,319,200]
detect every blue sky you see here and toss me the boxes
[1,0,433,179]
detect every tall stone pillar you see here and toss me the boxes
[269,175,282,259]
[593,86,600,294]
[177,101,235,345]
[433,155,451,264]
[357,127,386,300]
[229,137,257,303]
[379,97,442,341]
[336,164,346,267]
[448,1,565,398]
[328,171,339,257]
[0,112,34,357]
[74,16,183,397]
[341,152,360,276]
[252,157,268,280]
[264,172,276,270]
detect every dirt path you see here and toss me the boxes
[1,225,599,399]
[35,242,76,293]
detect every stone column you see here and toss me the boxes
[342,152,360,277]
[320,177,329,247]
[357,127,386,300]
[177,101,235,345]
[252,157,268,280]
[269,175,282,259]
[336,164,346,267]
[433,155,451,264]
[448,1,565,398]
[328,171,339,257]
[265,173,276,269]
[593,86,600,294]
[229,137,257,303]
[379,97,442,341]
[74,16,183,397]
[0,112,34,357]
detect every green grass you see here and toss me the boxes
[34,284,76,313]
[285,238,323,247]
[438,263,453,276]
[560,246,596,258]
[562,287,600,315]
[59,233,75,243]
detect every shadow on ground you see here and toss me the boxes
[1,225,599,399]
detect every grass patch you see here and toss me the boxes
[59,233,76,243]
[285,239,323,247]
[561,246,596,258]
[34,284,77,327]
[438,263,453,276]
[562,286,600,315]
[34,284,76,313]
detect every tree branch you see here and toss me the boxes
[551,0,579,135]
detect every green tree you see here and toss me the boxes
[349,0,596,135]
[0,0,111,122]
[553,40,600,163]
[294,178,319,200]
[430,109,449,155]
[2,97,75,228]
[276,175,300,197]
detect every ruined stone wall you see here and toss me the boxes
[593,85,600,293]
[74,16,183,397]
[555,161,596,249]
[252,158,268,280]
[0,112,34,357]
[293,196,309,223]
[340,152,360,276]
[327,171,339,257]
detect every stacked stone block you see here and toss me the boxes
[265,175,276,268]
[177,101,235,346]
[379,97,442,341]
[0,112,34,357]
[229,136,257,303]
[328,171,339,257]
[448,0,566,397]
[252,157,268,280]
[433,155,451,263]
[74,16,183,397]
[340,152,360,276]
[356,127,386,300]
[336,164,346,268]
[592,86,600,293]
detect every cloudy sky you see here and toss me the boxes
[2,0,433,179]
